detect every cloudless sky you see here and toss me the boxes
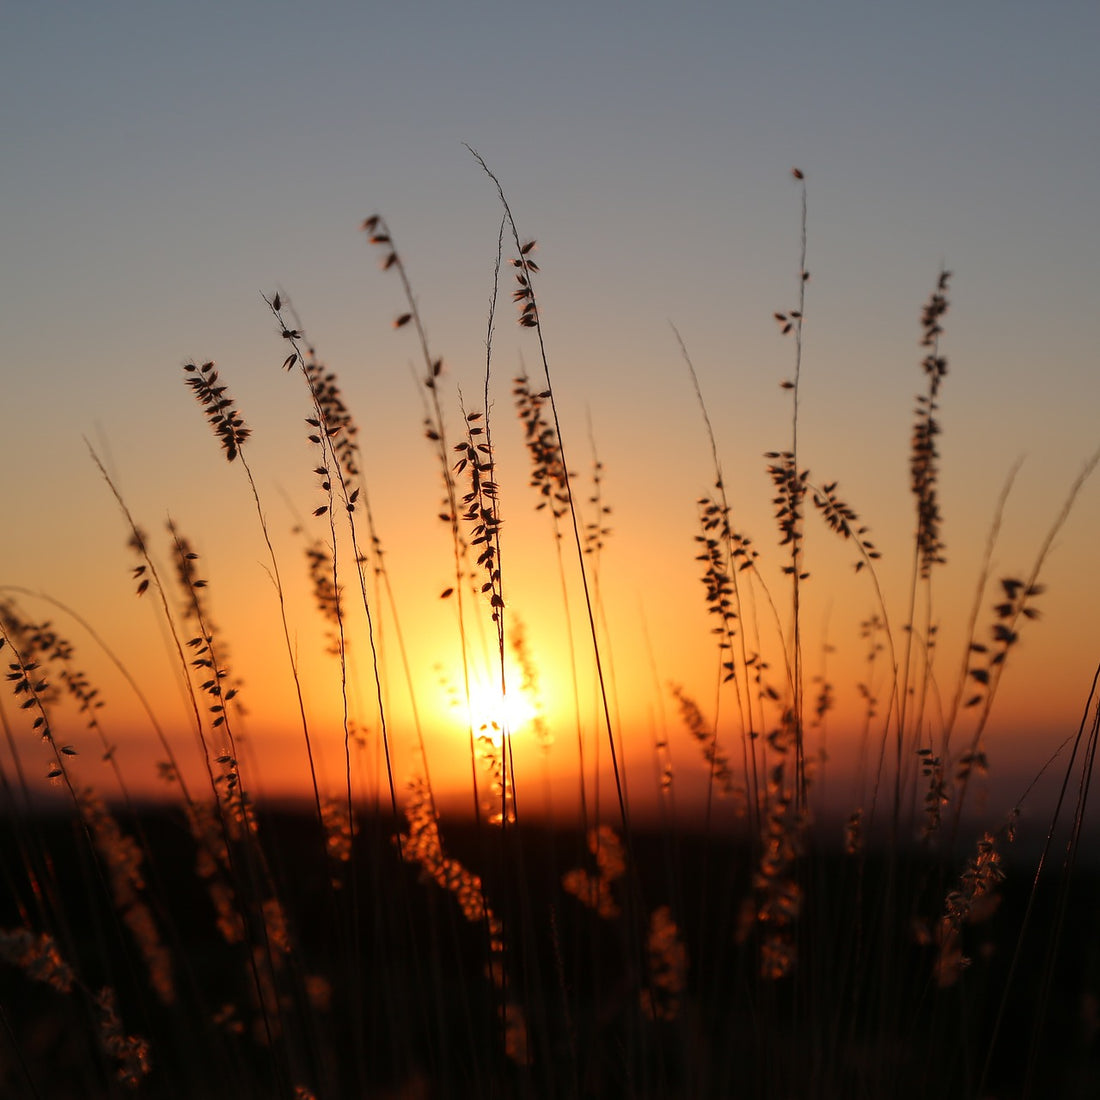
[3,1,1098,824]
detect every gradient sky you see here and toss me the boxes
[3,2,1099,825]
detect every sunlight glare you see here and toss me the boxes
[463,680,537,744]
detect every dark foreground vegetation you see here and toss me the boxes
[1,809,1098,1099]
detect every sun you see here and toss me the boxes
[463,679,537,743]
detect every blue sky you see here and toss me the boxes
[3,1,1099,809]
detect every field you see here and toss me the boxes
[2,168,1099,1099]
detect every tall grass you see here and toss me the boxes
[1,163,1098,1099]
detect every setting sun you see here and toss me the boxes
[453,677,539,744]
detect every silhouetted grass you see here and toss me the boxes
[1,163,1097,1099]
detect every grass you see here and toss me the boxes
[1,161,1099,1099]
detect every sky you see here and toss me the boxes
[2,1,1099,830]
